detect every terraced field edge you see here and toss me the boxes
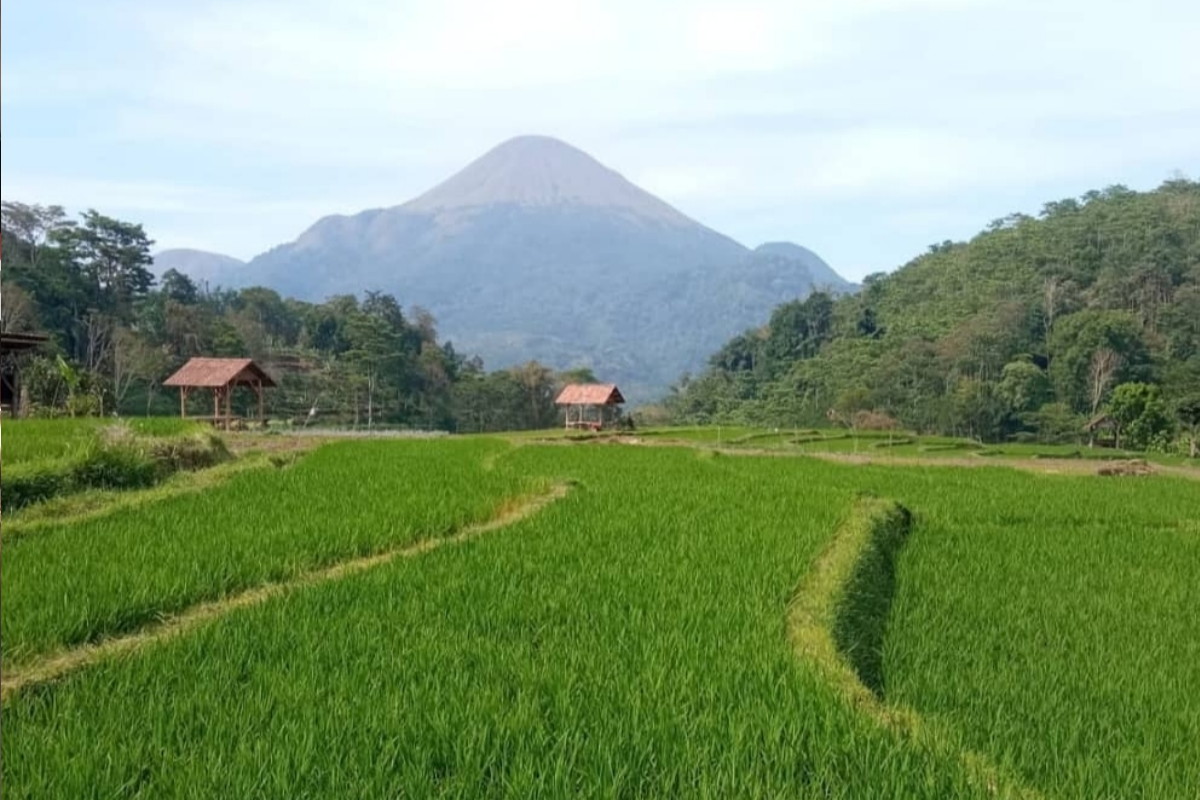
[788,497,912,713]
[788,497,1044,800]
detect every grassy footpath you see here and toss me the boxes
[1,439,532,667]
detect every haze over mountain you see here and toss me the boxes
[171,136,853,397]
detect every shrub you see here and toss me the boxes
[851,410,900,431]
[2,424,231,513]
[149,434,230,474]
[68,446,158,492]
[3,462,71,511]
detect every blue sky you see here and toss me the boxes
[3,0,1198,281]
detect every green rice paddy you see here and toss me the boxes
[2,431,1197,798]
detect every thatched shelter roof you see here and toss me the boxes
[555,383,625,406]
[164,358,276,389]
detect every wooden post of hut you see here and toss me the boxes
[163,358,277,430]
[555,383,625,432]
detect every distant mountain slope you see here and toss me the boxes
[153,249,244,284]
[207,136,851,397]
[752,242,856,292]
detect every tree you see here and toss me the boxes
[58,210,155,320]
[0,201,73,269]
[1176,396,1200,458]
[512,361,557,429]
[763,293,834,373]
[161,269,199,305]
[111,327,170,412]
[0,283,40,333]
[828,386,872,429]
[55,355,83,417]
[1107,383,1172,450]
[952,378,1006,442]
[1049,311,1147,413]
[1030,402,1083,444]
[1087,348,1122,416]
[997,358,1052,417]
[1042,275,1080,341]
[344,311,401,429]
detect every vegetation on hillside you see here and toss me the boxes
[1,202,598,432]
[667,179,1200,451]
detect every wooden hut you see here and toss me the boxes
[164,357,276,429]
[555,383,625,431]
[1084,412,1116,448]
[1,332,50,417]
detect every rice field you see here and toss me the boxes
[1,439,532,667]
[624,425,1197,465]
[1,417,204,466]
[2,435,1197,798]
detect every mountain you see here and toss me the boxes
[203,136,852,397]
[153,249,244,284]
[751,242,856,292]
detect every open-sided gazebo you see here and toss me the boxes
[555,383,625,431]
[164,357,276,429]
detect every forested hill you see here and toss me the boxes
[668,179,1200,448]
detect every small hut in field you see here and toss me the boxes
[555,383,625,431]
[1,332,49,417]
[164,357,276,429]
[1084,412,1116,448]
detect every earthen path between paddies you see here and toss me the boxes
[799,450,1200,480]
[0,482,571,701]
[526,431,1200,480]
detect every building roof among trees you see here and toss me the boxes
[555,383,625,406]
[164,357,277,389]
[1,332,50,353]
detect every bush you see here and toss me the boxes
[149,434,230,474]
[69,446,158,492]
[3,462,71,511]
[2,426,231,513]
[1029,402,1084,444]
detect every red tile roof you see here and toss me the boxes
[555,383,625,406]
[163,358,277,388]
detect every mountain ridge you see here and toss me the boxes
[153,249,245,282]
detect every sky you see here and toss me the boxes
[3,0,1199,281]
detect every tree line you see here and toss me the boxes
[665,179,1200,456]
[1,201,596,432]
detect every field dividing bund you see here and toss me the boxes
[1,481,571,700]
[788,496,1044,800]
[1,439,535,668]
